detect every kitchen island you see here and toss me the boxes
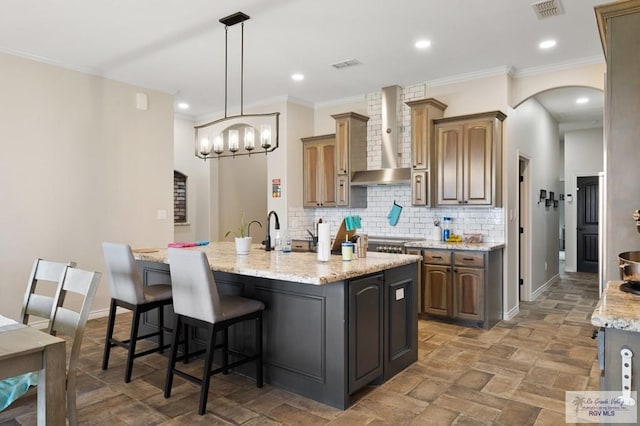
[134,242,420,409]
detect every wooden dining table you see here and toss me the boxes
[0,315,66,425]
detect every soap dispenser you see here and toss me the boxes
[274,230,282,251]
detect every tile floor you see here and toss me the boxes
[0,268,599,425]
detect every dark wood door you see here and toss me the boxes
[577,176,599,273]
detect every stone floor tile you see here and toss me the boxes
[265,402,329,425]
[454,369,495,390]
[0,269,600,425]
[410,404,458,425]
[433,393,501,422]
[495,400,541,426]
[533,408,568,425]
[481,374,522,398]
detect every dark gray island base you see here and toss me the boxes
[137,255,418,409]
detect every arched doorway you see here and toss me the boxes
[512,86,603,302]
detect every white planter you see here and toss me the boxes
[235,237,252,255]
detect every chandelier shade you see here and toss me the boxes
[195,112,279,159]
[196,11,280,160]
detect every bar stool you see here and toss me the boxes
[164,248,264,415]
[101,242,174,383]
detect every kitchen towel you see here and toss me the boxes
[387,201,402,226]
[317,223,331,261]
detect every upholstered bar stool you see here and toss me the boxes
[164,248,264,415]
[102,242,174,383]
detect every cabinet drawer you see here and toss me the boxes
[454,252,484,267]
[423,250,451,265]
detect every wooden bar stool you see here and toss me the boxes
[164,248,264,415]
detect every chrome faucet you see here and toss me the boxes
[263,210,280,251]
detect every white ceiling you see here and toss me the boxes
[0,0,605,126]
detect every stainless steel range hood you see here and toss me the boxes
[350,85,411,186]
[349,168,411,185]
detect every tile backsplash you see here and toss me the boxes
[288,185,504,242]
[288,83,504,243]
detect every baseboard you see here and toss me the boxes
[27,306,127,330]
[532,273,560,300]
[504,305,520,320]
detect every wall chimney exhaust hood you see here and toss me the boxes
[350,85,411,186]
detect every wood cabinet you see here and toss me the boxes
[406,98,447,206]
[434,111,506,207]
[331,112,369,208]
[302,134,337,207]
[411,171,429,206]
[420,248,502,329]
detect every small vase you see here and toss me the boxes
[235,237,252,255]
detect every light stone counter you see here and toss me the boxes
[591,281,640,331]
[404,240,504,251]
[133,241,420,285]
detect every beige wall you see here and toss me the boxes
[173,117,210,242]
[0,52,174,320]
[506,98,561,306]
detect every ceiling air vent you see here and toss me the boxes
[531,0,564,19]
[331,59,362,69]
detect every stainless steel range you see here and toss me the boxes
[367,236,421,254]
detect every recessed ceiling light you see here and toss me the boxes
[538,39,557,49]
[415,39,431,49]
[177,102,189,110]
[576,97,589,104]
[291,73,304,81]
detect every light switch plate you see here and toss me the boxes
[156,209,167,220]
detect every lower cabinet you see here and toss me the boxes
[348,274,384,393]
[348,265,418,393]
[421,248,502,329]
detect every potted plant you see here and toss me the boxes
[225,213,261,255]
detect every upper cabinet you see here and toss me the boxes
[301,112,369,209]
[302,134,337,208]
[406,98,447,206]
[434,111,506,207]
[406,99,448,170]
[333,112,368,177]
[331,112,369,208]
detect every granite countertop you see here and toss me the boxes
[133,242,420,285]
[404,240,505,252]
[592,281,640,331]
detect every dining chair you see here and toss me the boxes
[101,242,174,383]
[48,267,101,426]
[164,248,264,415]
[20,258,76,327]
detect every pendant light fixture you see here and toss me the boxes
[195,11,280,160]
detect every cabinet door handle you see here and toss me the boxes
[462,257,474,261]
[432,256,442,259]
